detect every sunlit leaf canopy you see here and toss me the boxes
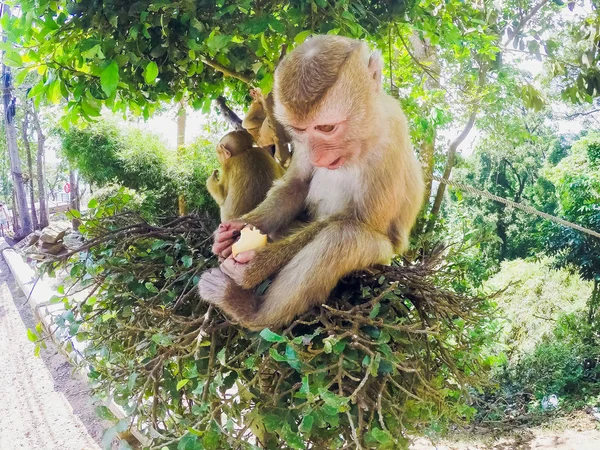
[8,0,416,123]
[7,0,569,129]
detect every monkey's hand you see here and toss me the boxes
[220,251,257,289]
[213,220,247,260]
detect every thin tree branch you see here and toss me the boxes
[214,96,244,130]
[505,0,550,44]
[200,56,252,84]
[566,108,600,119]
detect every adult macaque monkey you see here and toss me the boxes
[199,35,424,329]
[206,130,283,222]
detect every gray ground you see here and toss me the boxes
[0,256,109,450]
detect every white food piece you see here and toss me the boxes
[231,227,267,257]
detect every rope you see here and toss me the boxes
[433,175,600,240]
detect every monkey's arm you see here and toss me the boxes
[206,171,227,206]
[205,219,395,329]
[242,101,266,130]
[242,168,310,236]
[222,219,327,289]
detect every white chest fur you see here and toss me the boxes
[306,166,361,219]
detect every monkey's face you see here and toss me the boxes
[285,113,357,170]
[277,71,373,171]
[274,36,381,171]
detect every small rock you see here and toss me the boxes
[40,225,68,244]
[39,241,65,255]
[29,231,42,246]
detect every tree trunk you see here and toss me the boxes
[420,130,436,204]
[31,104,49,228]
[22,109,39,230]
[3,70,33,238]
[177,100,187,216]
[69,169,81,230]
[425,111,477,234]
[11,189,18,233]
[214,96,244,130]
[589,279,599,324]
[2,6,33,239]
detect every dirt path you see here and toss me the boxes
[0,256,110,450]
[412,412,600,449]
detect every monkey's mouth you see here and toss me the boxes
[327,157,345,170]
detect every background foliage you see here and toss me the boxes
[60,119,218,218]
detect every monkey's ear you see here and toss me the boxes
[368,51,383,92]
[218,143,232,159]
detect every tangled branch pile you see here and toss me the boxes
[42,192,495,450]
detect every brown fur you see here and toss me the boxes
[242,91,268,144]
[199,36,424,330]
[242,89,291,164]
[276,36,362,120]
[206,131,283,222]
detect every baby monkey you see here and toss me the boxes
[207,130,283,222]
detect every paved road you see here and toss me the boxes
[0,256,106,450]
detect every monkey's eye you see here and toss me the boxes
[290,126,307,133]
[315,124,336,133]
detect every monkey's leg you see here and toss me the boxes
[224,221,394,330]
[198,268,258,322]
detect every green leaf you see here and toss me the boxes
[151,333,173,346]
[268,347,288,362]
[294,30,312,45]
[69,209,81,219]
[27,328,38,342]
[285,344,301,370]
[47,79,62,104]
[181,255,193,268]
[3,50,22,67]
[100,61,119,97]
[369,303,381,318]
[217,348,226,365]
[177,434,202,450]
[206,33,232,53]
[87,198,98,209]
[299,413,314,433]
[260,328,286,342]
[144,61,159,84]
[95,405,118,422]
[299,375,310,395]
[145,281,158,293]
[371,427,393,444]
[318,389,349,411]
[176,379,190,390]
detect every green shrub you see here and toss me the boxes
[498,312,600,401]
[62,119,220,220]
[43,192,497,450]
[484,258,592,356]
[170,138,219,217]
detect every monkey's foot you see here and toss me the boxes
[198,268,260,325]
[198,268,230,306]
